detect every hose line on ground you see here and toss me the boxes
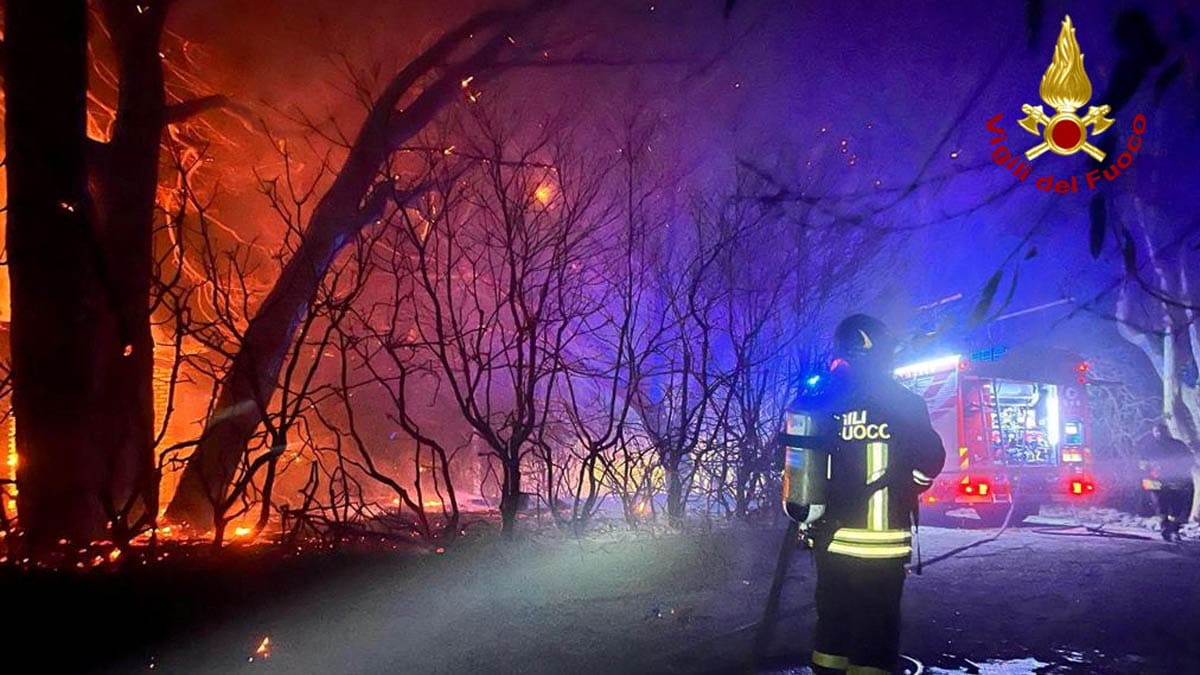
[915,500,1016,571]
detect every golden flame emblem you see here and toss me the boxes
[1018,16,1115,161]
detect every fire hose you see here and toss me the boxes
[1028,504,1154,541]
[723,500,1166,673]
[912,499,1016,571]
[730,502,1020,670]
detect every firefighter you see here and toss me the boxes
[1138,423,1194,541]
[782,314,945,675]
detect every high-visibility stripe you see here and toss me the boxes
[812,650,849,670]
[866,441,888,531]
[959,446,969,470]
[847,665,891,675]
[913,469,934,486]
[867,441,887,482]
[827,541,911,558]
[833,527,912,544]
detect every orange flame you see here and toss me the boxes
[1039,16,1092,113]
[254,636,271,660]
[533,184,554,205]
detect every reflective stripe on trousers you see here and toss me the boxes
[810,653,891,674]
[829,440,911,559]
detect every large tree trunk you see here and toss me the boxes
[90,0,169,540]
[5,0,109,549]
[1115,211,1200,522]
[165,209,356,526]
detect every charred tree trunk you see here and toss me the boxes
[5,0,109,548]
[165,209,357,526]
[92,0,169,541]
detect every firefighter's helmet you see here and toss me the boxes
[833,314,897,373]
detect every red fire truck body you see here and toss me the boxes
[895,349,1095,525]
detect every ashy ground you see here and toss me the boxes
[4,509,1198,674]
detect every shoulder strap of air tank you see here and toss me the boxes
[778,433,826,446]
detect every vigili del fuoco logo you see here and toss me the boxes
[985,15,1147,194]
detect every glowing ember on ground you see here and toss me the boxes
[248,636,271,662]
[233,526,253,538]
[108,549,122,562]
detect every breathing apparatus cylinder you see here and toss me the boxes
[780,410,829,524]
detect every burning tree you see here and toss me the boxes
[4,1,230,550]
[165,1,570,528]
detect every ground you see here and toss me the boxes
[3,509,1198,674]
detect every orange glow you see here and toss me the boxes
[254,636,272,660]
[108,549,122,562]
[233,526,253,538]
[2,415,16,520]
[533,184,554,205]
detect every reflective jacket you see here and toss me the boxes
[801,369,945,559]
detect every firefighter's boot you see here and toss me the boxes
[1162,517,1180,542]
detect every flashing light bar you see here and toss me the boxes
[894,354,962,379]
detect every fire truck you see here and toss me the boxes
[895,347,1096,525]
